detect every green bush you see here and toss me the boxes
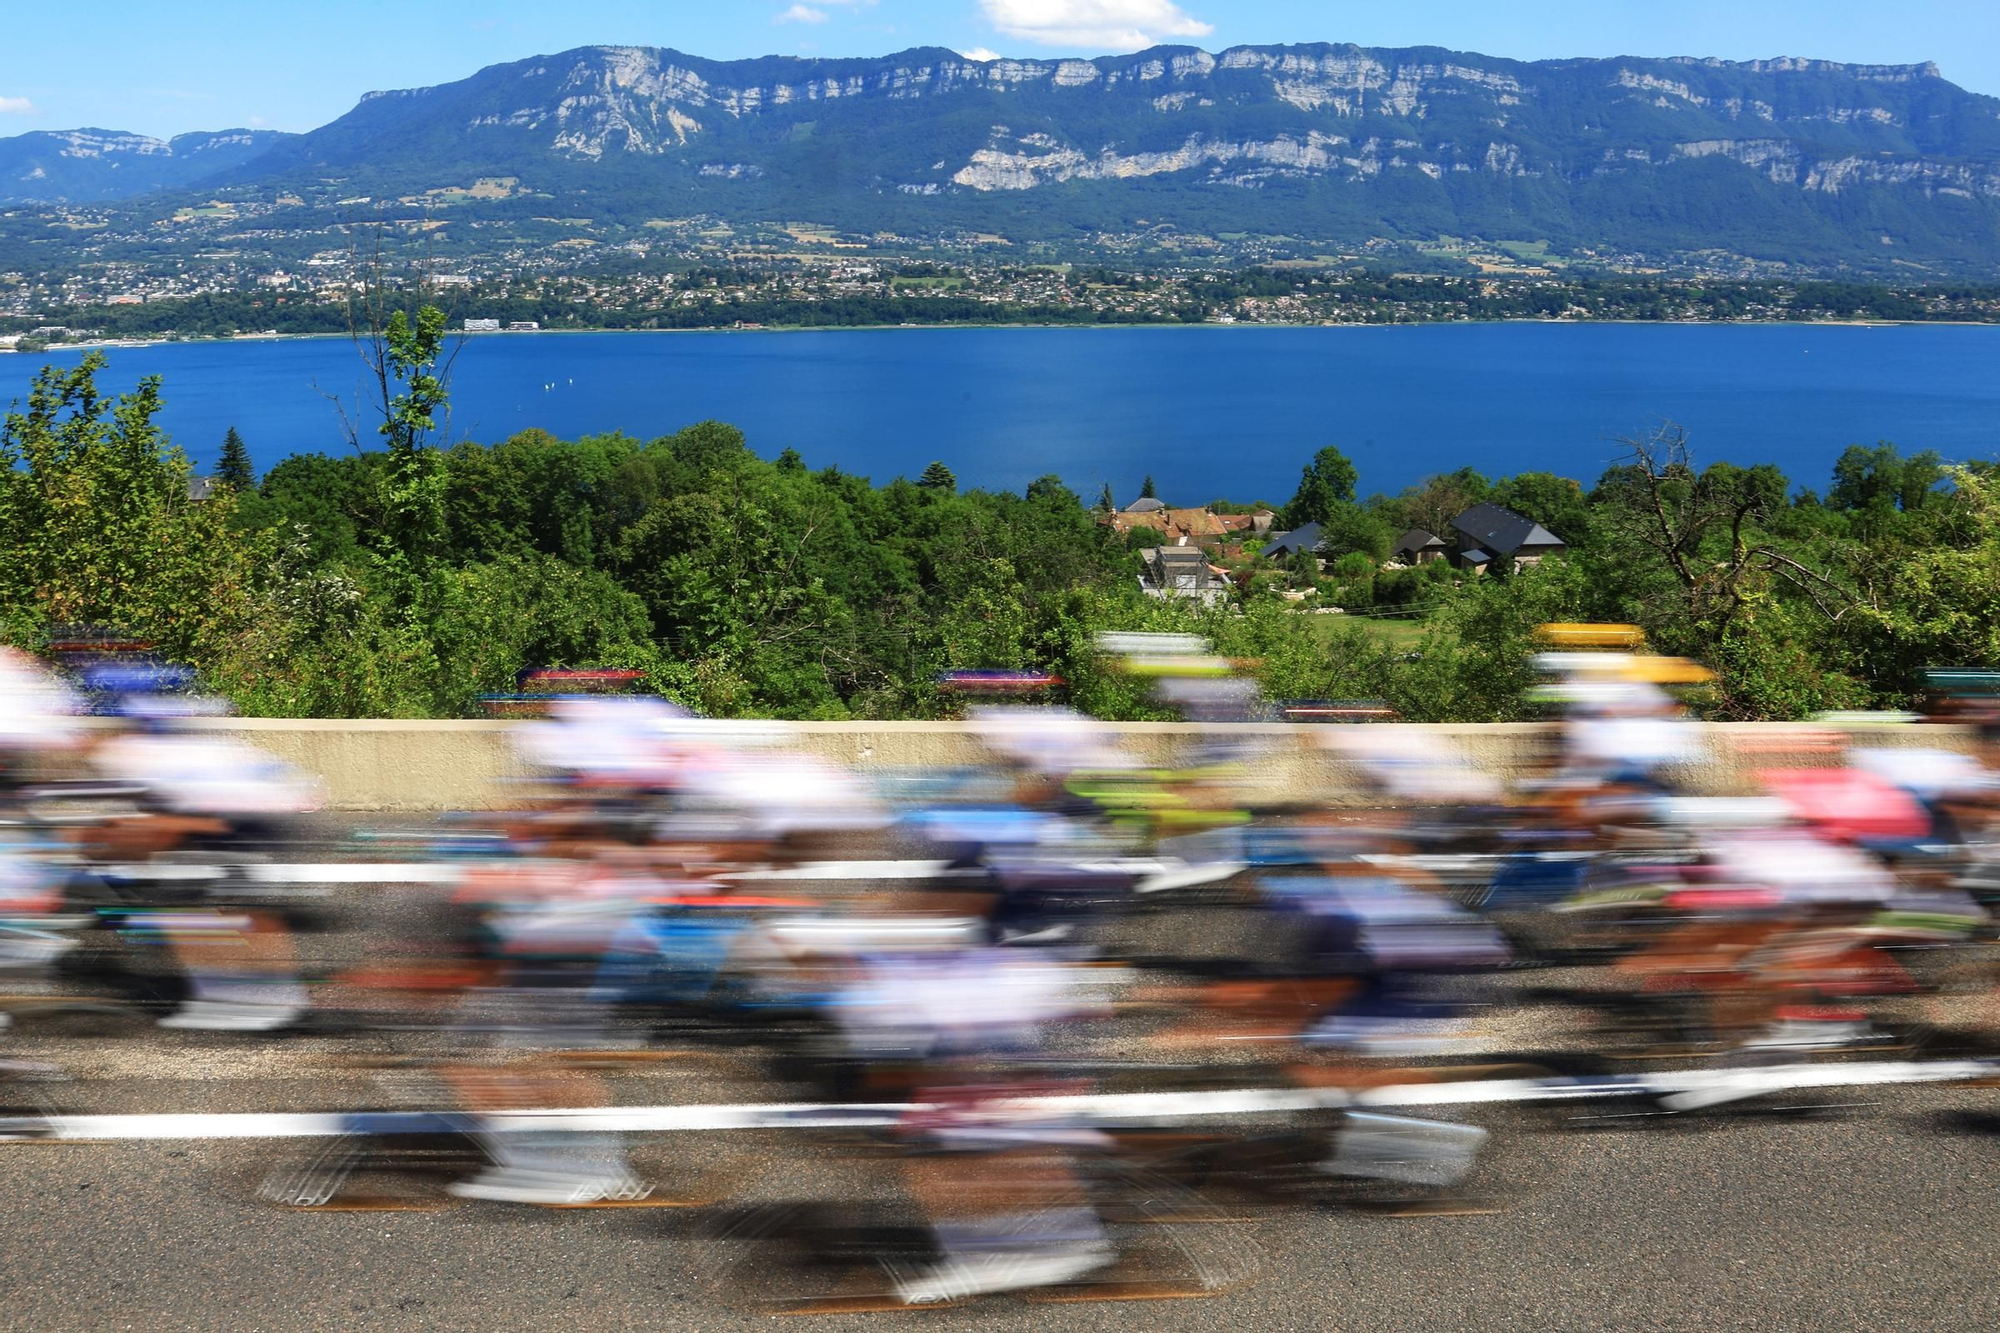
[1330,576,1375,610]
[1330,551,1377,581]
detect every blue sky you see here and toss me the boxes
[3,0,1996,139]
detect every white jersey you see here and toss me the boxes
[95,734,321,816]
[0,649,83,753]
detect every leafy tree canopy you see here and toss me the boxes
[1283,445,1360,528]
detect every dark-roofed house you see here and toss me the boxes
[1449,504,1566,573]
[1391,529,1448,566]
[1260,522,1324,562]
[1123,497,1168,515]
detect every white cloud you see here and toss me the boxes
[957,48,1004,62]
[0,96,34,116]
[979,0,1211,49]
[778,0,878,18]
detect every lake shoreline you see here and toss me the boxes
[6,322,1994,501]
[17,313,2000,356]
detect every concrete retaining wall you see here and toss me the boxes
[84,718,1978,812]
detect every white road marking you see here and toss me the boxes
[249,864,466,885]
[9,1060,1991,1141]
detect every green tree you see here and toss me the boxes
[1388,558,1591,722]
[917,461,957,493]
[1829,443,1906,513]
[1317,501,1395,561]
[1026,475,1077,508]
[1097,482,1116,513]
[1392,467,1491,540]
[0,353,266,661]
[1283,446,1360,528]
[1287,545,1322,590]
[1489,471,1591,546]
[1140,474,1157,500]
[245,453,374,566]
[670,420,752,479]
[1587,425,1862,713]
[372,305,452,565]
[1843,466,2000,699]
[216,426,254,490]
[1899,450,1947,512]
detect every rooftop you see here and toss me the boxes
[1262,522,1325,560]
[1450,504,1564,556]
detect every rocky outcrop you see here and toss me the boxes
[1655,138,2000,197]
[23,39,1997,262]
[947,129,1482,191]
[423,43,1994,212]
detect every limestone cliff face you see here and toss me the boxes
[1645,138,2000,198]
[951,131,1485,191]
[25,40,1998,266]
[385,43,1994,207]
[445,45,1545,159]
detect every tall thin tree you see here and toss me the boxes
[216,426,254,490]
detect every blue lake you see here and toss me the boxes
[5,323,1997,500]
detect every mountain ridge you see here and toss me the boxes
[0,127,296,204]
[6,42,2000,273]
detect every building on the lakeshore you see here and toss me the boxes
[463,318,502,332]
[1448,503,1566,573]
[1139,544,1233,607]
[507,321,541,332]
[1391,529,1449,566]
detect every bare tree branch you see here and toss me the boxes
[1754,548,1868,622]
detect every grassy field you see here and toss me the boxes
[1309,613,1431,652]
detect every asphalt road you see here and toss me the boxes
[1,823,1997,1332]
[3,1081,1997,1333]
